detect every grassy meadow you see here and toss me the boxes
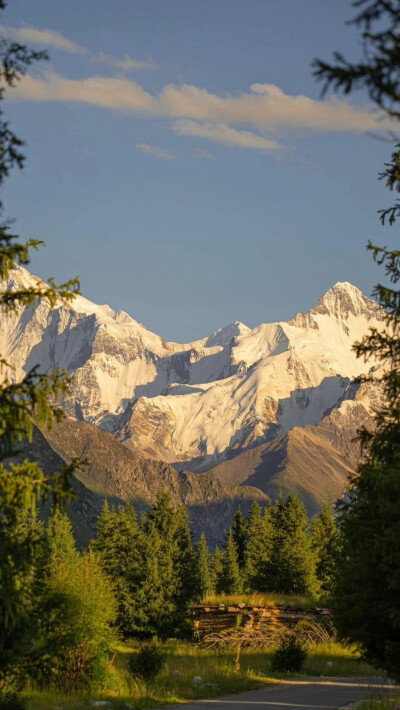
[24,637,378,710]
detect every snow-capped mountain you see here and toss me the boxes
[1,266,384,473]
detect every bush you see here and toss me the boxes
[128,642,166,681]
[271,633,307,672]
[0,692,27,710]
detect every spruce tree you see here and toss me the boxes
[314,0,400,678]
[219,531,242,594]
[131,493,199,637]
[0,9,80,696]
[231,507,248,570]
[311,503,340,597]
[209,546,224,594]
[196,533,213,600]
[243,501,273,592]
[92,502,142,635]
[34,510,118,691]
[172,504,199,626]
[268,495,318,596]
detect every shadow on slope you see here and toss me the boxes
[9,418,268,547]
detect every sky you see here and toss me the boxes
[1,0,396,342]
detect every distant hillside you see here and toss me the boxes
[13,418,268,547]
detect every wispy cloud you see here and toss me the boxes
[194,147,216,160]
[0,24,87,54]
[11,71,389,152]
[136,143,177,159]
[92,52,157,71]
[174,119,280,151]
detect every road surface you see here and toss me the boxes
[170,678,397,710]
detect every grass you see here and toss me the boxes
[357,697,400,710]
[201,592,329,609]
[24,638,379,710]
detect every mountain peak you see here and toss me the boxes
[314,281,381,320]
[205,321,250,348]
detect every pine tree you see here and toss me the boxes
[112,493,200,637]
[243,501,273,592]
[34,510,118,691]
[219,531,242,594]
[196,533,213,600]
[311,503,340,597]
[268,495,318,596]
[0,10,81,696]
[314,0,400,679]
[92,502,142,635]
[209,546,224,593]
[173,504,200,625]
[231,507,248,570]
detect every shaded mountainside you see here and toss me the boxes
[14,418,268,547]
[206,381,379,516]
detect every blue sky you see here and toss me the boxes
[1,0,395,341]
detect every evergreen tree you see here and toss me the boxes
[34,510,118,691]
[0,6,80,697]
[231,507,248,570]
[314,0,400,679]
[218,531,242,594]
[196,533,213,599]
[243,502,273,592]
[268,495,318,596]
[92,502,142,635]
[172,504,200,625]
[311,503,340,597]
[101,492,199,637]
[209,546,224,593]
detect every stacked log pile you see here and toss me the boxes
[191,604,331,641]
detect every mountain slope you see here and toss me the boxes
[0,267,385,476]
[13,418,267,546]
[206,380,380,515]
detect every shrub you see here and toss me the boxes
[128,642,166,681]
[271,633,307,672]
[0,692,27,710]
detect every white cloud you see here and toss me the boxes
[136,143,177,159]
[10,71,390,152]
[92,52,157,71]
[0,24,87,54]
[174,119,281,150]
[15,73,156,113]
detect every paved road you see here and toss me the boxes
[171,678,398,710]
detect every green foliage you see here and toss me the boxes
[92,502,142,635]
[271,633,308,672]
[243,501,273,592]
[196,533,213,599]
[0,6,82,698]
[267,495,319,596]
[94,493,200,638]
[0,510,44,695]
[218,531,242,594]
[231,507,248,570]
[209,546,224,592]
[128,641,166,681]
[33,510,118,692]
[311,503,341,596]
[0,691,27,710]
[314,0,400,682]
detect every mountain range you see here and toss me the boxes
[1,265,384,540]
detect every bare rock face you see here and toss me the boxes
[0,266,386,523]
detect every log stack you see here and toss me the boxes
[191,604,331,641]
